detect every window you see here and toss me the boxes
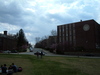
[0,39,2,42]
[59,37,61,42]
[73,35,75,40]
[69,35,72,41]
[69,24,71,30]
[73,29,75,35]
[66,36,68,41]
[69,24,72,36]
[72,24,75,35]
[62,26,64,32]
[66,29,68,36]
[0,42,2,46]
[73,35,76,46]
[63,37,65,42]
[73,23,75,28]
[63,33,64,36]
[66,25,68,30]
[59,32,61,36]
[59,27,61,36]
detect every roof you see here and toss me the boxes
[57,19,98,26]
[0,34,16,39]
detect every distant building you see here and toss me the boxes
[0,31,17,51]
[57,19,100,52]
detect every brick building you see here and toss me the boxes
[0,31,17,51]
[57,19,100,52]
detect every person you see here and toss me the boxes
[7,65,13,75]
[2,64,7,74]
[36,51,39,58]
[40,51,43,58]
[0,65,3,74]
[12,63,18,73]
[8,65,13,70]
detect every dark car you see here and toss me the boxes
[0,50,3,53]
[11,50,17,53]
[85,54,94,56]
[34,52,45,56]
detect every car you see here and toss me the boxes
[11,50,18,53]
[85,54,94,56]
[34,51,45,56]
[29,47,33,52]
[0,50,3,53]
[30,50,33,52]
[3,50,11,53]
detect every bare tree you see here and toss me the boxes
[35,37,40,43]
[51,30,57,36]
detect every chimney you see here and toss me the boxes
[4,31,7,36]
[80,20,82,22]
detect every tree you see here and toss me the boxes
[35,37,40,43]
[17,29,28,51]
[51,30,57,36]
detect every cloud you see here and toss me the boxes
[0,22,20,33]
[0,0,100,44]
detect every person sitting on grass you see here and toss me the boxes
[0,65,3,74]
[7,65,13,75]
[2,64,7,74]
[12,63,18,73]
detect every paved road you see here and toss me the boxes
[16,48,100,58]
[19,48,63,56]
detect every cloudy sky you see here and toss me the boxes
[0,0,100,45]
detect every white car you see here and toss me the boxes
[3,50,11,53]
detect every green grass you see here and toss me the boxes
[0,54,100,75]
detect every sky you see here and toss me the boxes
[0,0,100,45]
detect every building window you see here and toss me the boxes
[63,37,65,42]
[72,23,76,46]
[59,36,61,42]
[66,25,68,30]
[73,35,76,46]
[73,35,75,40]
[59,27,61,36]
[66,29,68,36]
[0,42,2,46]
[59,32,61,36]
[63,33,64,36]
[62,26,64,32]
[69,24,72,36]
[73,23,75,28]
[69,35,72,41]
[69,24,71,30]
[73,29,75,35]
[72,24,75,36]
[66,36,68,41]
[0,39,2,42]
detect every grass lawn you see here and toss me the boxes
[0,54,100,75]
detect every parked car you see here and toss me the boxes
[29,47,33,52]
[85,54,94,56]
[3,50,11,53]
[11,50,17,53]
[0,50,3,53]
[30,50,33,52]
[34,51,45,56]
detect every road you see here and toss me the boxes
[16,48,100,58]
[19,48,64,56]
